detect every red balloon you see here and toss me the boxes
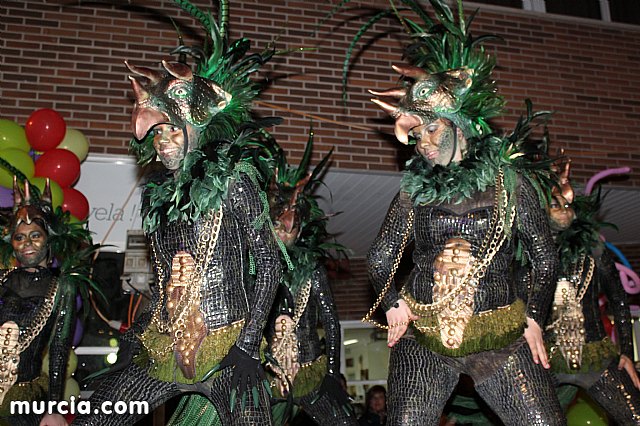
[62,188,89,221]
[25,108,67,151]
[34,149,81,187]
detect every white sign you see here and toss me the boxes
[74,154,145,252]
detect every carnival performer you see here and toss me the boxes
[0,177,97,426]
[167,134,357,426]
[264,135,356,425]
[72,2,282,425]
[353,0,564,423]
[542,158,640,424]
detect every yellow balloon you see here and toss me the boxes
[42,349,78,378]
[31,176,64,209]
[57,128,89,162]
[63,378,80,402]
[0,119,30,152]
[42,350,49,375]
[67,350,78,376]
[0,149,35,188]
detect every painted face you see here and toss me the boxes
[272,207,301,248]
[548,194,575,232]
[12,222,48,268]
[410,118,466,166]
[152,124,186,170]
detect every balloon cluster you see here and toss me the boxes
[0,109,90,221]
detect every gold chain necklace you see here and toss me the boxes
[0,268,58,404]
[548,254,594,369]
[148,208,223,342]
[271,279,313,360]
[269,278,313,392]
[0,268,59,352]
[363,168,514,331]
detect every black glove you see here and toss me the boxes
[203,345,270,412]
[311,374,354,417]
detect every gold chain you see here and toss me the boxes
[271,279,312,361]
[547,254,594,332]
[363,168,515,331]
[0,269,59,352]
[404,168,514,323]
[148,208,223,339]
[17,278,58,352]
[362,209,415,330]
[574,255,594,304]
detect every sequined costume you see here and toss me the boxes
[543,163,640,425]
[0,267,74,426]
[0,178,96,426]
[265,135,356,425]
[340,0,565,424]
[269,266,356,425]
[550,250,640,425]
[72,1,281,424]
[369,177,563,424]
[73,172,280,426]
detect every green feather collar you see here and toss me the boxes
[401,136,506,205]
[284,247,317,296]
[555,191,607,275]
[142,144,244,233]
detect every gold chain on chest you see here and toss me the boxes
[148,208,223,340]
[363,168,515,330]
[0,269,59,352]
[548,254,594,369]
[0,268,58,403]
[271,278,313,361]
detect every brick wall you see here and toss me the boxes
[2,0,640,318]
[3,1,640,180]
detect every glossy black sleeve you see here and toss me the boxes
[48,289,76,402]
[312,265,341,376]
[598,250,634,358]
[229,172,282,358]
[516,177,558,326]
[367,191,414,312]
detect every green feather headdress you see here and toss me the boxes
[128,0,275,165]
[555,188,614,274]
[267,129,347,294]
[126,0,281,232]
[338,0,504,138]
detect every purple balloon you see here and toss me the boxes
[72,318,84,347]
[0,186,13,208]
